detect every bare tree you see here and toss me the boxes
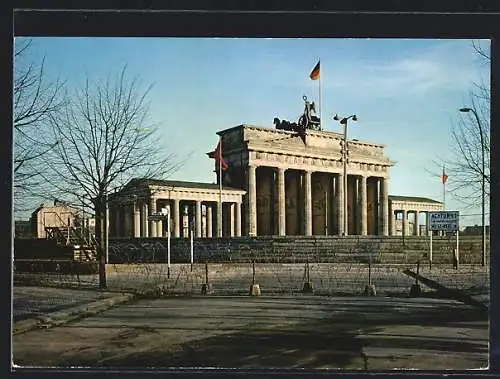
[446,41,490,209]
[448,95,490,208]
[40,66,182,288]
[13,39,65,214]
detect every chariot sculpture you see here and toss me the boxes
[273,95,321,133]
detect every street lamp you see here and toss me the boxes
[459,107,487,266]
[333,113,358,236]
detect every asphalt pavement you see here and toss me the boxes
[12,295,488,370]
[13,287,117,322]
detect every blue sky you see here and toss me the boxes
[17,37,490,225]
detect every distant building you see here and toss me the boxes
[389,195,444,236]
[462,225,490,235]
[29,200,79,238]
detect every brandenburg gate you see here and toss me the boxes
[216,124,394,237]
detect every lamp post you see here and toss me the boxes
[333,113,358,236]
[459,107,486,266]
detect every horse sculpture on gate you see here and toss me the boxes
[272,95,321,144]
[298,95,321,131]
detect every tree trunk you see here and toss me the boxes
[94,197,107,289]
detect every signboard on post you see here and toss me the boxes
[427,211,460,270]
[428,211,459,231]
[148,213,167,221]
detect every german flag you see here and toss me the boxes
[309,60,320,80]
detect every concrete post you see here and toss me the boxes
[173,199,180,238]
[207,205,213,238]
[278,167,286,236]
[248,165,257,236]
[196,200,202,238]
[235,202,242,237]
[337,173,344,236]
[359,175,367,236]
[304,170,312,236]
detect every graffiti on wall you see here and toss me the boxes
[108,239,170,263]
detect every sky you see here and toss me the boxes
[15,37,490,225]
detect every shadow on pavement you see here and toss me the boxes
[48,299,488,369]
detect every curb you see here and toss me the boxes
[13,293,136,335]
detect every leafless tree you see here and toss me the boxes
[447,95,490,208]
[40,66,183,287]
[13,39,65,214]
[446,41,490,209]
[426,41,490,211]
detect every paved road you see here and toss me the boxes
[13,287,116,322]
[12,296,488,370]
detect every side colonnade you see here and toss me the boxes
[109,183,246,239]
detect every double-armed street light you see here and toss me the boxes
[459,107,487,267]
[333,113,358,236]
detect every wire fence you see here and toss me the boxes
[13,235,490,299]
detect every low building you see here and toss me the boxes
[30,200,79,238]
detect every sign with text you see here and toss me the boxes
[148,213,167,221]
[428,211,459,231]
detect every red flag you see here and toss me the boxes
[442,166,448,184]
[214,141,228,171]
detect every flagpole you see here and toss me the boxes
[443,181,446,210]
[443,165,446,210]
[218,135,223,238]
[319,59,322,131]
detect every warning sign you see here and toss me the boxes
[428,211,459,231]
